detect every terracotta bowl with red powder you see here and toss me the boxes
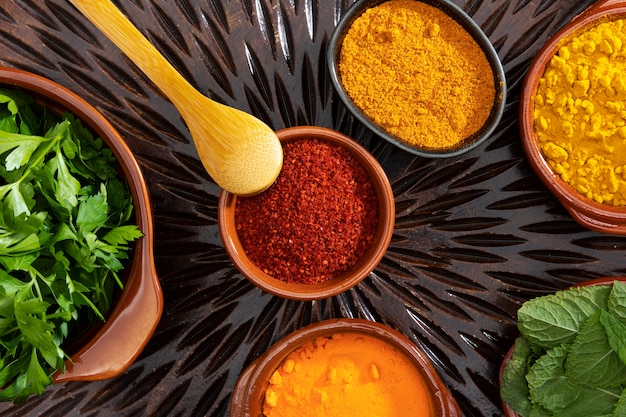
[218,126,395,300]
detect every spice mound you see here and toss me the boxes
[263,332,434,417]
[339,0,495,149]
[534,18,626,206]
[235,138,378,284]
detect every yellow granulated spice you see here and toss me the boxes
[339,0,495,149]
[262,333,433,417]
[534,18,626,206]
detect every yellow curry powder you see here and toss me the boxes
[262,332,433,417]
[534,18,626,206]
[339,0,495,149]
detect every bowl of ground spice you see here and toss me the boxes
[218,126,394,300]
[230,318,461,417]
[520,0,626,235]
[327,0,506,157]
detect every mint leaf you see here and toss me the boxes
[608,280,626,322]
[600,310,626,365]
[527,344,571,409]
[613,389,626,417]
[566,311,626,388]
[517,285,611,349]
[528,344,620,417]
[500,337,533,417]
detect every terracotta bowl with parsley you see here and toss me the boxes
[500,277,626,417]
[0,67,163,404]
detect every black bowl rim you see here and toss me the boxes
[327,0,507,158]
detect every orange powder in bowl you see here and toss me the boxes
[262,332,434,417]
[339,0,495,149]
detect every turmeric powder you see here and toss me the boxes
[339,0,495,149]
[534,18,626,206]
[262,332,434,417]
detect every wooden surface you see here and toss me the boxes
[0,0,614,416]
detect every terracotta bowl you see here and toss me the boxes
[0,66,163,382]
[520,0,626,235]
[218,126,395,300]
[499,276,626,416]
[327,0,506,158]
[230,318,461,416]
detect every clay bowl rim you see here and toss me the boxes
[519,0,626,235]
[499,276,626,417]
[0,66,163,382]
[327,0,507,158]
[230,318,461,417]
[217,126,395,301]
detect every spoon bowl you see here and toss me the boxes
[69,0,283,196]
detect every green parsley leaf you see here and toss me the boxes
[0,87,142,404]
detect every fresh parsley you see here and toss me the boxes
[500,280,626,417]
[0,87,142,404]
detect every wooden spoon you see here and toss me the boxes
[69,0,283,196]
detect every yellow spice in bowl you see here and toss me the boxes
[262,332,433,417]
[534,18,626,206]
[339,0,495,149]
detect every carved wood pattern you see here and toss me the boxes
[0,0,616,416]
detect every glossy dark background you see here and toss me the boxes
[0,0,618,416]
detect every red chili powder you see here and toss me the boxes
[234,138,379,284]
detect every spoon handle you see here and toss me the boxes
[69,0,202,109]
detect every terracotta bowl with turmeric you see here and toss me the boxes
[327,0,506,158]
[230,318,461,417]
[218,126,395,300]
[520,0,626,235]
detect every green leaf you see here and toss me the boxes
[600,310,626,365]
[0,354,30,399]
[0,87,141,404]
[527,344,571,410]
[566,311,626,388]
[500,337,533,417]
[0,233,40,256]
[612,389,626,417]
[76,193,107,237]
[608,281,626,322]
[528,344,620,417]
[1,182,31,217]
[24,348,52,397]
[46,149,80,210]
[517,285,611,349]
[102,225,143,245]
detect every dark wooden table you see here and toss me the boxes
[0,0,617,416]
